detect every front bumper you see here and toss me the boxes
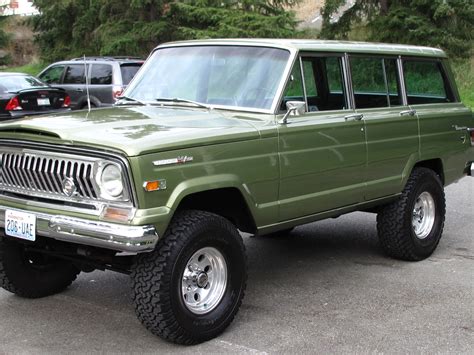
[0,205,159,253]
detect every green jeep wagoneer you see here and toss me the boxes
[0,39,472,344]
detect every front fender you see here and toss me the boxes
[166,174,256,213]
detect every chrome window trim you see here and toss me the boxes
[299,56,309,112]
[397,56,408,106]
[0,140,138,216]
[342,53,354,110]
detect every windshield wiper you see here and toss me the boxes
[155,97,211,110]
[116,96,147,106]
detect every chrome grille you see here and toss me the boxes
[0,149,99,201]
[0,143,135,217]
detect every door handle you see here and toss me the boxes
[400,109,416,116]
[344,113,364,121]
[75,88,84,92]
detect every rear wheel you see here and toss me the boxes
[131,210,247,344]
[81,102,96,109]
[377,168,446,261]
[0,236,80,298]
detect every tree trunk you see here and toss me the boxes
[380,0,390,15]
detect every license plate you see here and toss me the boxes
[37,98,50,106]
[5,210,36,242]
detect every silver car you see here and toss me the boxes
[38,57,144,110]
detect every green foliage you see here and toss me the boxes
[0,15,10,48]
[452,58,474,108]
[0,16,10,65]
[0,62,45,75]
[31,0,299,62]
[321,0,473,58]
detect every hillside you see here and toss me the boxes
[291,0,325,29]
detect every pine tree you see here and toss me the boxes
[31,0,300,61]
[321,0,473,58]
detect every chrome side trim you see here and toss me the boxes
[0,205,158,253]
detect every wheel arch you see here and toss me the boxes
[77,95,101,109]
[413,159,445,185]
[174,187,257,234]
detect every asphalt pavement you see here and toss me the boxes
[0,177,473,354]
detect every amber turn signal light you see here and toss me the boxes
[143,179,167,192]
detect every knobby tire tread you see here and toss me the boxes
[376,168,445,261]
[131,210,246,345]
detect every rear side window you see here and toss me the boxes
[39,65,65,84]
[63,65,85,84]
[120,64,142,85]
[350,56,401,108]
[403,60,454,104]
[90,64,112,85]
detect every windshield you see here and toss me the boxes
[0,75,46,93]
[125,46,291,111]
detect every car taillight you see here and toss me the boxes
[469,128,474,146]
[5,96,22,111]
[62,95,71,108]
[113,86,124,101]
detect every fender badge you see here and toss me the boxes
[153,156,194,166]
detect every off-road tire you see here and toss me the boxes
[131,210,247,345]
[0,236,80,298]
[377,167,446,261]
[80,102,96,109]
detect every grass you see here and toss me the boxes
[452,58,474,109]
[0,62,45,76]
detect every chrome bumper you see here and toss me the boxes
[0,205,159,253]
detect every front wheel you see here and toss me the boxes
[377,168,446,261]
[131,210,247,344]
[0,236,80,298]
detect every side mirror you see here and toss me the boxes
[279,101,306,124]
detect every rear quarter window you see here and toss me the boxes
[120,64,142,85]
[403,60,455,104]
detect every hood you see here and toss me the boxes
[0,105,268,156]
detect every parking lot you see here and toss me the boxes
[0,177,472,354]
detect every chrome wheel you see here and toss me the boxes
[181,247,227,315]
[412,191,436,239]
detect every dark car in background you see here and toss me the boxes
[38,57,144,110]
[0,72,70,120]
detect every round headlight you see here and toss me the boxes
[100,164,123,198]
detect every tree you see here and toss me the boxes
[31,0,300,61]
[321,0,473,58]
